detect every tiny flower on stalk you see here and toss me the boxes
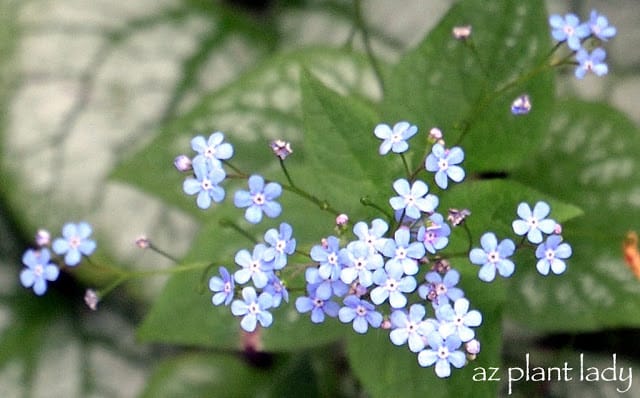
[52,222,97,266]
[182,157,226,210]
[338,295,383,334]
[469,232,516,282]
[234,175,282,224]
[270,139,293,160]
[417,332,466,378]
[20,248,59,296]
[389,179,438,219]
[512,201,556,244]
[231,287,274,333]
[587,10,616,41]
[535,235,572,275]
[190,132,234,168]
[575,48,609,79]
[209,266,235,306]
[389,304,435,353]
[425,144,465,190]
[548,13,590,51]
[295,284,340,323]
[373,121,418,155]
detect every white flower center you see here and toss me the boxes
[252,193,265,205]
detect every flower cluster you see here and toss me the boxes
[176,132,283,223]
[549,10,616,79]
[209,222,296,332]
[19,222,97,295]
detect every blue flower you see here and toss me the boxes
[263,222,296,270]
[469,232,516,282]
[389,304,436,352]
[191,132,234,168]
[575,48,609,79]
[373,121,418,155]
[295,284,340,323]
[352,218,389,254]
[512,201,557,244]
[340,241,383,287]
[370,267,417,309]
[263,273,288,307]
[231,287,274,332]
[20,248,59,296]
[233,244,273,289]
[417,332,466,378]
[535,235,572,275]
[305,266,349,300]
[389,179,438,220]
[436,298,482,342]
[380,228,425,276]
[424,144,465,189]
[338,295,383,334]
[587,10,616,41]
[310,236,343,282]
[549,13,590,51]
[234,175,282,224]
[52,222,97,266]
[510,94,532,115]
[209,266,235,306]
[182,157,226,209]
[417,213,451,254]
[419,269,464,307]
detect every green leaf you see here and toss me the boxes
[511,99,640,331]
[383,0,554,172]
[300,71,395,214]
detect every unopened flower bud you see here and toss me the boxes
[452,25,472,40]
[135,235,151,249]
[554,223,563,235]
[380,319,392,330]
[270,140,293,160]
[428,127,444,145]
[511,94,532,115]
[84,289,99,311]
[173,155,192,172]
[432,258,451,273]
[466,339,481,356]
[336,214,349,226]
[35,229,51,247]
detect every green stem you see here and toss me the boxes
[353,0,385,94]
[219,218,259,244]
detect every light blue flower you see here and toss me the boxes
[263,273,288,307]
[370,267,417,309]
[209,266,234,306]
[234,175,282,224]
[182,157,226,209]
[233,244,273,289]
[52,222,97,266]
[231,287,274,332]
[263,222,296,270]
[20,248,59,296]
[352,218,389,254]
[389,304,435,353]
[535,235,572,275]
[549,13,590,51]
[419,269,464,307]
[373,121,418,155]
[295,284,340,323]
[436,298,482,342]
[417,332,466,378]
[424,143,465,189]
[417,213,451,254]
[587,10,616,41]
[512,201,556,244]
[338,295,383,334]
[305,266,349,300]
[339,241,383,287]
[190,132,234,168]
[469,232,515,282]
[380,228,425,276]
[575,48,609,79]
[310,236,342,281]
[390,178,438,220]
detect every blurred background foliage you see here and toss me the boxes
[1,0,639,397]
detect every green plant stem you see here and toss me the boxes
[219,218,259,244]
[353,0,385,94]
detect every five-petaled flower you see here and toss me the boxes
[231,287,274,332]
[512,201,557,244]
[535,235,572,275]
[233,244,274,289]
[575,48,609,79]
[52,222,97,266]
[436,298,482,342]
[417,332,466,378]
[469,232,516,282]
[234,175,282,224]
[295,284,340,323]
[373,121,418,155]
[263,222,296,270]
[209,266,235,306]
[338,295,383,334]
[191,132,234,168]
[425,143,465,189]
[20,248,60,296]
[182,157,226,209]
[389,304,435,353]
[417,213,451,254]
[548,13,590,51]
[389,178,438,219]
[370,266,417,309]
[419,269,464,307]
[587,9,616,41]
[380,228,426,276]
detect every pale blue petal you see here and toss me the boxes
[245,206,263,224]
[418,350,438,367]
[240,314,257,332]
[478,264,496,282]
